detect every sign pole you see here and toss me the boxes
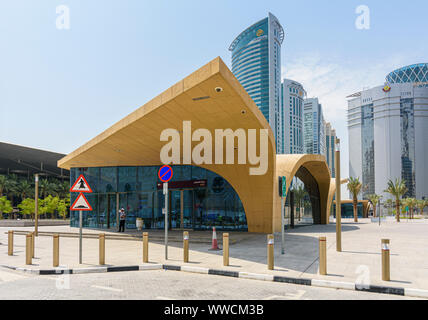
[158,165,173,261]
[79,210,82,264]
[164,182,168,260]
[281,195,285,254]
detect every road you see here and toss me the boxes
[0,268,418,300]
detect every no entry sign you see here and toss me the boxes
[158,165,173,182]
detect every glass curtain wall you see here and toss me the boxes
[70,165,247,231]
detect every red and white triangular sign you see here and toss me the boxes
[70,193,93,211]
[70,174,93,193]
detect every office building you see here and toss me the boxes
[229,13,284,153]
[347,63,428,199]
[282,79,306,154]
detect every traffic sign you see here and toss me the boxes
[158,165,173,182]
[70,193,93,211]
[70,174,93,193]
[279,176,286,197]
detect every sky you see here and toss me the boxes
[1,0,427,193]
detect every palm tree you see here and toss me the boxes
[347,177,363,222]
[384,178,407,222]
[403,198,418,219]
[17,180,33,200]
[39,179,50,199]
[0,175,7,196]
[417,200,428,216]
[367,194,382,218]
[293,185,306,221]
[4,174,19,205]
[56,180,70,199]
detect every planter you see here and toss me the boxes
[136,218,144,231]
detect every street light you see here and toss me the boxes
[335,138,342,252]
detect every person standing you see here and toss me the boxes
[118,208,126,232]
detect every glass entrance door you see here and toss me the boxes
[169,189,194,229]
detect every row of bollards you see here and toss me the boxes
[6,230,390,281]
[266,234,390,281]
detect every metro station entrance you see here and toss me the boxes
[157,179,208,230]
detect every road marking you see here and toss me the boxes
[91,285,123,292]
[263,289,306,300]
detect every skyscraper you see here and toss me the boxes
[303,97,326,155]
[325,122,336,178]
[282,79,306,154]
[347,63,428,199]
[229,13,284,153]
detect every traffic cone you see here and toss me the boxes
[209,227,221,250]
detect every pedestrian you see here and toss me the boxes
[119,208,126,232]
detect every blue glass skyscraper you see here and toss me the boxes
[229,13,284,153]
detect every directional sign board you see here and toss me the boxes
[70,174,93,193]
[158,165,173,183]
[70,193,93,211]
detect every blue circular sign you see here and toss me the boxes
[158,165,173,182]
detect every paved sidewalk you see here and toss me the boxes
[1,218,428,290]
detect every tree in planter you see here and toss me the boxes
[18,198,42,220]
[367,194,382,218]
[417,199,428,217]
[41,195,60,219]
[347,177,363,222]
[384,179,407,222]
[57,198,70,220]
[0,196,13,219]
[403,198,418,219]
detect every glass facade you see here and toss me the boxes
[332,203,364,218]
[282,79,305,154]
[229,13,284,153]
[386,63,428,84]
[400,98,416,197]
[70,165,247,231]
[361,103,375,198]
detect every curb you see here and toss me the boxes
[2,263,428,299]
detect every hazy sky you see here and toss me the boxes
[1,0,427,189]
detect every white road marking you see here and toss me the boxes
[91,285,123,292]
[263,289,307,300]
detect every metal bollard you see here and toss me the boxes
[31,232,35,258]
[381,239,390,281]
[267,234,274,270]
[8,230,13,256]
[143,232,149,263]
[223,233,229,266]
[99,234,105,265]
[319,236,327,275]
[53,234,59,267]
[183,231,189,263]
[26,234,32,265]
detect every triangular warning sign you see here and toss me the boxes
[70,174,93,193]
[70,193,93,211]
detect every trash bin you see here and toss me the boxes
[136,218,144,231]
